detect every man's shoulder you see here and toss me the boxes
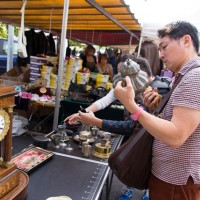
[185,66,200,79]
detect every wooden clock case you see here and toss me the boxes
[0,80,29,200]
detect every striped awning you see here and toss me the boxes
[0,0,141,46]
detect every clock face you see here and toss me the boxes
[0,110,10,141]
[0,115,5,134]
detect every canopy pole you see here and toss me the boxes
[129,35,132,53]
[137,36,143,58]
[7,25,14,71]
[53,0,70,130]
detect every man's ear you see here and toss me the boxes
[183,34,191,46]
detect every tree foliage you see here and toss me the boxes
[69,39,84,48]
[0,23,19,38]
[14,27,19,36]
[0,23,8,38]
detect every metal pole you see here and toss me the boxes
[53,0,70,130]
[137,24,144,58]
[129,35,132,53]
[7,25,14,71]
[137,36,143,58]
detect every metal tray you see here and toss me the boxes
[12,145,54,173]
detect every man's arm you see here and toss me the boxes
[114,76,200,148]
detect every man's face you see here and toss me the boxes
[158,36,185,73]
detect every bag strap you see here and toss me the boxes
[117,63,200,161]
[153,62,200,116]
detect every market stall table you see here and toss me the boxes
[12,131,123,200]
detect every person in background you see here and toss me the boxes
[72,47,76,57]
[96,53,113,81]
[65,58,151,124]
[132,51,153,83]
[107,48,117,75]
[115,48,123,68]
[64,57,159,125]
[79,47,85,60]
[117,53,129,73]
[81,44,98,73]
[66,45,71,60]
[135,40,162,77]
[96,50,101,64]
[114,21,200,200]
[65,59,151,140]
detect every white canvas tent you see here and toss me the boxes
[136,23,163,57]
[140,22,200,40]
[137,22,200,57]
[140,23,163,40]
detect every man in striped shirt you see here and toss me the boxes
[114,21,200,200]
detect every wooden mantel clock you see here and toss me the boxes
[0,81,29,200]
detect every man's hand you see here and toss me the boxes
[143,87,162,112]
[114,76,135,106]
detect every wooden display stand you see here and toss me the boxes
[1,170,29,200]
[0,81,29,199]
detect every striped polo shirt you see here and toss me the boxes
[152,56,200,185]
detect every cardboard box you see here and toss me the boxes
[0,66,30,83]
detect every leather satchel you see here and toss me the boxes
[68,80,86,94]
[87,86,109,101]
[68,81,91,102]
[108,125,153,189]
[108,73,185,190]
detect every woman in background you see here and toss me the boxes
[96,54,113,81]
[81,44,98,72]
[135,40,162,77]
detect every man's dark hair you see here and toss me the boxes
[157,21,199,53]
